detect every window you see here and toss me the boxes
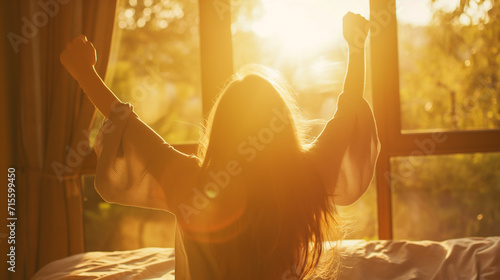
[83,0,202,251]
[391,152,500,240]
[397,0,499,131]
[81,0,500,249]
[393,0,500,241]
[82,175,176,251]
[232,0,373,133]
[231,0,377,239]
[90,0,202,145]
[372,0,500,239]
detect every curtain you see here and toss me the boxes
[4,1,117,279]
[0,6,19,280]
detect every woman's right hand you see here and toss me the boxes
[60,35,97,82]
[342,12,369,49]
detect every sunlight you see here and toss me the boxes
[398,0,492,25]
[250,0,368,55]
[251,1,333,54]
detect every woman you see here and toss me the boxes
[61,12,379,280]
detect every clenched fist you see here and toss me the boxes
[60,35,96,81]
[343,12,369,49]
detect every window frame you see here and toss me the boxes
[82,0,500,240]
[370,0,500,239]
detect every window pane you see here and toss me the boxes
[90,0,202,146]
[82,175,176,251]
[337,181,379,240]
[231,0,377,240]
[397,0,500,131]
[231,0,372,136]
[390,152,500,240]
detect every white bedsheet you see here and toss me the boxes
[32,248,175,280]
[338,237,500,280]
[33,237,500,280]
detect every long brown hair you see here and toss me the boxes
[196,64,343,279]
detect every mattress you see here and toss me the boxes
[32,237,500,280]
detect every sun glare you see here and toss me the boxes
[249,0,483,55]
[250,0,368,55]
[251,1,332,53]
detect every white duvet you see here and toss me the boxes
[33,237,500,280]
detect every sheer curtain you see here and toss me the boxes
[4,1,117,279]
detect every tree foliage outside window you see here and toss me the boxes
[393,0,500,240]
[399,0,500,131]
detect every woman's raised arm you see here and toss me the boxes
[60,35,200,212]
[309,13,379,206]
[60,35,120,118]
[342,12,369,97]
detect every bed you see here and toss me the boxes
[32,237,500,279]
